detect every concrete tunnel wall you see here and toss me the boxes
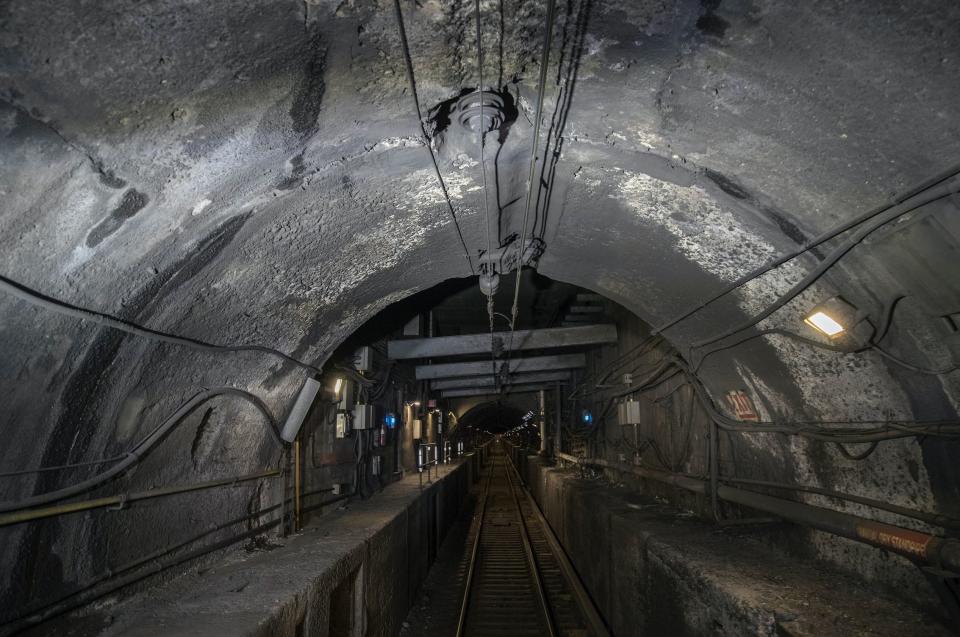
[1,0,960,629]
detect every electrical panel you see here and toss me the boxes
[338,379,355,412]
[412,418,422,440]
[335,413,349,438]
[617,399,642,426]
[353,346,373,372]
[353,404,376,430]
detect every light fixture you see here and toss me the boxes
[384,412,398,429]
[803,296,862,340]
[281,377,322,443]
[333,377,344,399]
[581,409,593,425]
[804,311,845,337]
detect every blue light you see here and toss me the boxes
[581,409,593,425]
[385,412,398,429]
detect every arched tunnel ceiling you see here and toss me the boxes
[2,0,960,469]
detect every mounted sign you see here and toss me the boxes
[725,390,759,422]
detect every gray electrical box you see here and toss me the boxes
[353,404,376,430]
[617,399,642,426]
[353,346,373,372]
[337,379,355,412]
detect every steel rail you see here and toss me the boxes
[503,455,558,637]
[455,458,495,637]
[505,452,611,637]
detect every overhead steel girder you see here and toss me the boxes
[441,383,558,398]
[415,353,585,380]
[388,324,616,360]
[430,370,571,390]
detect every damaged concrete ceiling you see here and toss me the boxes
[2,0,960,609]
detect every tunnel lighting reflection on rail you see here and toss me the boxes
[804,310,845,337]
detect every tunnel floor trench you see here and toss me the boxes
[402,443,607,637]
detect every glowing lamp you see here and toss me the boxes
[803,297,862,340]
[804,311,845,337]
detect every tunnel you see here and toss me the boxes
[2,0,960,634]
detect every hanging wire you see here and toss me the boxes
[504,0,557,379]
[392,0,475,275]
[0,275,322,375]
[475,0,500,393]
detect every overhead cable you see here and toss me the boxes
[0,274,322,374]
[0,387,280,513]
[392,0,475,275]
[689,184,960,352]
[655,163,960,337]
[505,0,557,373]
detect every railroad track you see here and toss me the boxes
[455,444,610,637]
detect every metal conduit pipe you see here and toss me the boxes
[555,453,960,573]
[0,387,280,514]
[719,476,960,530]
[0,469,281,527]
[8,489,351,632]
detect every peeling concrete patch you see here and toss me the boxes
[191,198,212,216]
[612,170,776,282]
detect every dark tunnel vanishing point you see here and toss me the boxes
[2,0,960,635]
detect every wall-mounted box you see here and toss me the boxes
[617,399,642,426]
[412,418,422,440]
[353,346,373,372]
[336,413,349,438]
[337,379,355,412]
[353,404,376,430]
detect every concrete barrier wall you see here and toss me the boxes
[94,451,485,637]
[512,449,950,637]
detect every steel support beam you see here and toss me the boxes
[441,383,557,398]
[388,324,616,360]
[415,353,586,381]
[430,371,571,390]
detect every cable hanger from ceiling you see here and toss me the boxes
[473,0,501,393]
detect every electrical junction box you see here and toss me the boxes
[412,418,422,440]
[353,404,376,430]
[353,346,373,372]
[335,413,349,438]
[617,399,642,426]
[337,379,355,412]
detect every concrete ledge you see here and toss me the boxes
[515,452,951,636]
[94,456,479,637]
